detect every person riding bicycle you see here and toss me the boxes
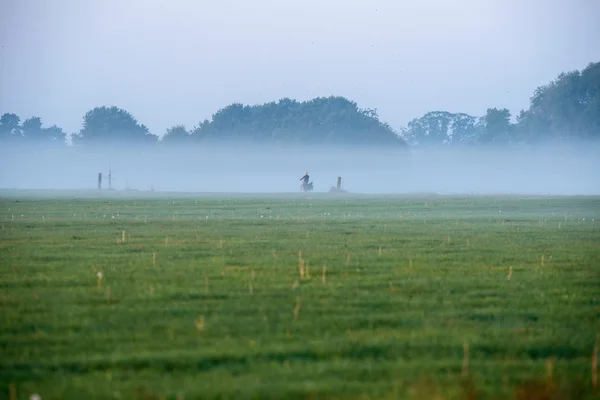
[300,172,310,190]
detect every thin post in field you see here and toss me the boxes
[298,251,305,278]
[593,335,598,391]
[462,341,470,378]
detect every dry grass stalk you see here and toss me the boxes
[378,245,382,256]
[593,336,599,391]
[322,265,326,285]
[546,357,554,381]
[462,341,470,378]
[298,251,305,278]
[122,230,126,243]
[249,270,255,295]
[541,255,545,267]
[194,316,205,331]
[293,297,301,321]
[96,271,103,288]
[507,266,513,280]
[9,383,16,400]
[152,252,156,266]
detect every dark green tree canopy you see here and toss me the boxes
[189,96,407,148]
[21,117,67,144]
[402,111,480,147]
[515,61,600,142]
[73,106,158,146]
[481,108,512,144]
[3,60,598,150]
[0,113,66,145]
[161,125,191,145]
[0,113,22,141]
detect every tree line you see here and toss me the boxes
[1,61,598,149]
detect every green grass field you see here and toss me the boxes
[1,190,599,400]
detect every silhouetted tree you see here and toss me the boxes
[481,108,512,144]
[190,96,407,147]
[18,117,67,144]
[72,106,158,146]
[402,111,479,146]
[515,61,600,142]
[5,60,599,150]
[160,125,191,145]
[0,113,22,142]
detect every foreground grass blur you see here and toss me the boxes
[1,191,599,399]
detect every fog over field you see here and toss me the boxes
[1,140,598,195]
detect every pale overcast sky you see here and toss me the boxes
[1,0,598,137]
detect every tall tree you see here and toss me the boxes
[0,113,22,141]
[20,116,67,144]
[42,125,68,143]
[21,117,43,139]
[402,111,479,147]
[516,61,600,142]
[451,113,479,145]
[480,108,512,144]
[161,125,191,145]
[190,96,406,147]
[72,106,158,145]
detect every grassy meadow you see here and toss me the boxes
[0,190,599,399]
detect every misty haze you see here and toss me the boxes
[1,141,599,195]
